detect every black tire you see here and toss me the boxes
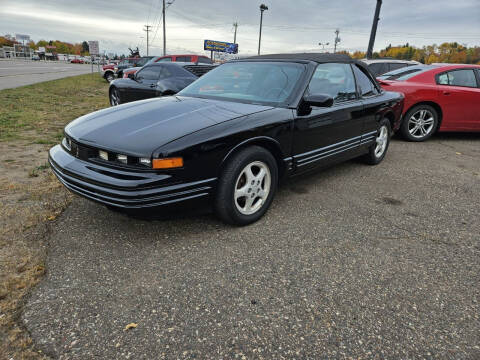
[400,104,438,142]
[362,118,391,165]
[105,72,115,83]
[214,146,278,226]
[109,87,121,106]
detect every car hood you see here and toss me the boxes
[65,96,274,157]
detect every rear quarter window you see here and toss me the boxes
[436,69,478,88]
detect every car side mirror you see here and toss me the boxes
[303,94,334,108]
[127,73,135,80]
[161,89,177,96]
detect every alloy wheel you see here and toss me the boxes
[375,125,388,158]
[408,109,435,139]
[234,161,271,215]
[110,89,119,106]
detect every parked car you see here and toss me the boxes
[122,55,215,79]
[49,53,403,225]
[102,63,116,82]
[116,56,153,78]
[32,54,40,61]
[156,54,213,64]
[377,64,480,141]
[121,56,163,79]
[109,62,215,106]
[70,58,84,64]
[361,58,420,77]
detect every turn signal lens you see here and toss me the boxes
[152,157,183,169]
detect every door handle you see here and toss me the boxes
[443,91,451,96]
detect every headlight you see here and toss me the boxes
[99,150,109,161]
[117,154,128,164]
[139,158,151,166]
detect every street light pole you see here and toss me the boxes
[258,4,268,55]
[233,22,238,44]
[319,42,329,52]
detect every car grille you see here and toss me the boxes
[62,136,150,170]
[183,65,215,77]
[65,137,97,161]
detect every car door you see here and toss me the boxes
[131,65,162,101]
[436,68,480,130]
[292,62,364,172]
[351,64,386,142]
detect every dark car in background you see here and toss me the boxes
[122,55,215,79]
[361,58,420,77]
[49,53,403,225]
[109,62,215,105]
[115,56,154,79]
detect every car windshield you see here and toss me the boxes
[178,61,306,105]
[378,65,434,81]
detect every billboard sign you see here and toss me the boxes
[88,41,99,55]
[38,47,45,53]
[204,40,238,54]
[15,34,30,42]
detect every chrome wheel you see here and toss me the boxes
[106,73,114,82]
[408,109,435,139]
[375,125,388,158]
[110,89,120,106]
[234,161,271,215]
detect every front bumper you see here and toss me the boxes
[49,145,216,209]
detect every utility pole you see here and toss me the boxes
[233,22,238,44]
[162,0,166,56]
[334,29,341,53]
[258,4,268,55]
[143,25,151,56]
[367,0,382,59]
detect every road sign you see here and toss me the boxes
[88,41,99,56]
[204,40,238,54]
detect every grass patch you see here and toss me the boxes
[0,74,109,143]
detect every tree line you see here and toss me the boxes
[0,37,92,56]
[349,42,480,64]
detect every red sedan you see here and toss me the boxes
[377,64,480,141]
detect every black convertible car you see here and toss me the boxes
[109,62,214,106]
[49,53,404,225]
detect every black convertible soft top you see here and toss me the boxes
[246,53,354,64]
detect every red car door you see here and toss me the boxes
[436,69,480,131]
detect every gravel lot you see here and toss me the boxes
[23,134,479,359]
[0,59,95,90]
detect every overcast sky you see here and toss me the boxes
[1,0,479,57]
